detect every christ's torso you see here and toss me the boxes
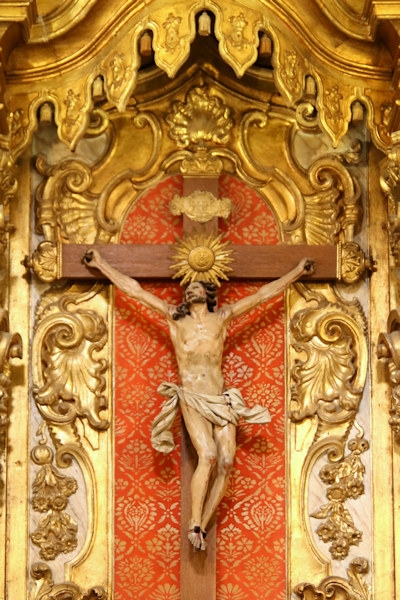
[168,311,228,395]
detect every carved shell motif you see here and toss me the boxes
[166,86,233,150]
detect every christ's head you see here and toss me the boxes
[172,281,217,320]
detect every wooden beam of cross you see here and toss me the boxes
[61,242,337,280]
[49,176,358,600]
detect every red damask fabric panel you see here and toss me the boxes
[114,175,286,599]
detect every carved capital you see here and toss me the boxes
[338,242,375,284]
[24,241,60,283]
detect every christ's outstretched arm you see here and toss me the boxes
[83,249,172,319]
[221,257,314,321]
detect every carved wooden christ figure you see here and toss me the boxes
[84,249,314,551]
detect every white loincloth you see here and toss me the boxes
[151,382,271,454]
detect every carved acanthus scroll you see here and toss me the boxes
[30,562,107,600]
[290,296,367,426]
[290,289,368,563]
[294,557,372,600]
[32,284,109,437]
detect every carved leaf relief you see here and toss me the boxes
[290,299,366,428]
[32,289,109,432]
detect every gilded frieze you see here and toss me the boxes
[0,1,397,156]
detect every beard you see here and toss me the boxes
[187,296,207,306]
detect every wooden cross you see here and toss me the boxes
[61,176,337,599]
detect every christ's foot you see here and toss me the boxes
[188,526,207,551]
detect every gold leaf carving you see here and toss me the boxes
[32,286,109,433]
[0,310,22,511]
[170,190,232,223]
[228,12,250,49]
[377,307,400,441]
[170,232,233,286]
[304,158,362,245]
[166,86,233,151]
[30,562,107,599]
[338,242,374,284]
[35,155,97,244]
[280,50,302,97]
[25,241,59,283]
[290,299,367,429]
[310,434,369,560]
[162,13,182,53]
[30,444,78,560]
[294,557,371,600]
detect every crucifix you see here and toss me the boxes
[55,175,339,599]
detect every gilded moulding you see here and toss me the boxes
[0,309,22,509]
[377,307,400,441]
[289,286,368,568]
[30,282,111,592]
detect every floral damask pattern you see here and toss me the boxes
[114,176,285,599]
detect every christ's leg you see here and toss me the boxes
[180,400,217,549]
[200,422,236,532]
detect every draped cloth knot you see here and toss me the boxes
[151,382,271,454]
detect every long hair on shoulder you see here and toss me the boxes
[172,281,217,320]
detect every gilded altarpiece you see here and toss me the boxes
[4,1,400,598]
[24,71,372,599]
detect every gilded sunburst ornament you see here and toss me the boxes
[170,233,233,286]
